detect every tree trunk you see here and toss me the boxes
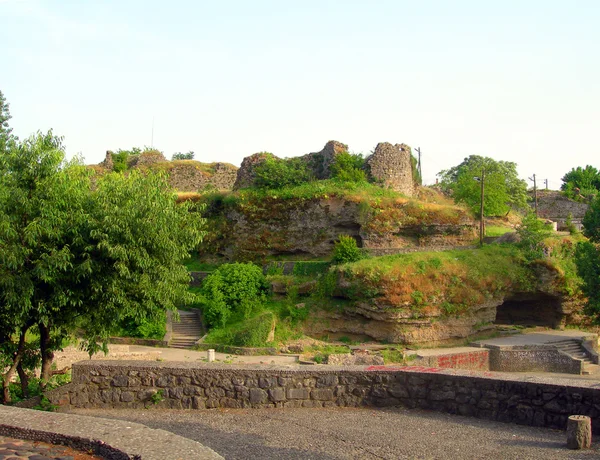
[39,322,54,387]
[16,362,29,399]
[566,415,592,449]
[2,330,27,404]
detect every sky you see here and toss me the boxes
[1,0,598,187]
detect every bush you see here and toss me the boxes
[330,152,366,183]
[254,157,312,189]
[200,263,270,327]
[332,235,363,264]
[115,312,166,339]
[516,212,553,261]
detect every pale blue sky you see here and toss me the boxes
[1,0,598,186]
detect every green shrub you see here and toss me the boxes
[230,311,275,347]
[292,261,331,276]
[330,152,366,183]
[200,263,270,327]
[115,312,166,339]
[332,235,363,264]
[516,212,553,261]
[254,157,312,189]
[566,213,578,235]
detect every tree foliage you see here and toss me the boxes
[438,155,528,216]
[199,263,270,327]
[576,195,600,321]
[172,151,195,160]
[0,132,205,401]
[0,90,15,153]
[332,235,363,264]
[561,165,600,201]
[330,152,367,183]
[516,212,552,261]
[254,156,312,189]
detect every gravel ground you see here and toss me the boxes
[70,407,600,460]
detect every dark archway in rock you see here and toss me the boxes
[495,293,563,328]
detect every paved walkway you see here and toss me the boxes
[472,330,596,348]
[70,407,600,460]
[128,345,299,365]
[0,435,102,460]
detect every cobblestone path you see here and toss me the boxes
[0,436,103,460]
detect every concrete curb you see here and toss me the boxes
[0,405,223,460]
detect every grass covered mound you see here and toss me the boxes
[190,181,477,261]
[333,245,534,317]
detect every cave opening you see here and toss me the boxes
[495,293,563,328]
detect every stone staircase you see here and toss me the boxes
[170,310,203,349]
[552,339,599,375]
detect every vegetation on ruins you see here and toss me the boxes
[0,125,205,402]
[575,195,600,321]
[172,151,195,160]
[329,152,367,183]
[515,212,553,261]
[198,263,270,328]
[332,235,364,264]
[438,155,528,216]
[253,155,313,189]
[561,165,600,201]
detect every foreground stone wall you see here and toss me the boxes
[47,361,600,433]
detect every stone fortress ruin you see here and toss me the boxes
[96,140,418,196]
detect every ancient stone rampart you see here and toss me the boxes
[534,190,589,230]
[233,140,414,195]
[46,361,600,433]
[365,142,414,196]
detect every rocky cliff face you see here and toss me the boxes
[304,260,584,345]
[204,195,477,260]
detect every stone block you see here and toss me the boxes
[316,375,338,387]
[259,377,278,389]
[111,375,129,387]
[288,388,309,400]
[250,388,268,404]
[120,391,134,403]
[311,389,334,401]
[192,396,206,409]
[269,388,286,402]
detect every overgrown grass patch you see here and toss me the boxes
[335,244,533,316]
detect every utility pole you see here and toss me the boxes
[414,147,422,184]
[474,169,485,246]
[529,174,538,216]
[479,169,485,246]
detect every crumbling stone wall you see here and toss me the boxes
[233,140,415,195]
[46,361,600,433]
[535,190,589,230]
[233,152,275,190]
[302,140,348,179]
[366,143,414,196]
[167,163,238,192]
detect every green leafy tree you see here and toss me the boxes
[199,263,270,327]
[561,165,600,200]
[438,155,528,216]
[0,90,16,154]
[254,156,312,189]
[0,132,205,402]
[172,151,195,160]
[576,194,600,321]
[330,152,367,183]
